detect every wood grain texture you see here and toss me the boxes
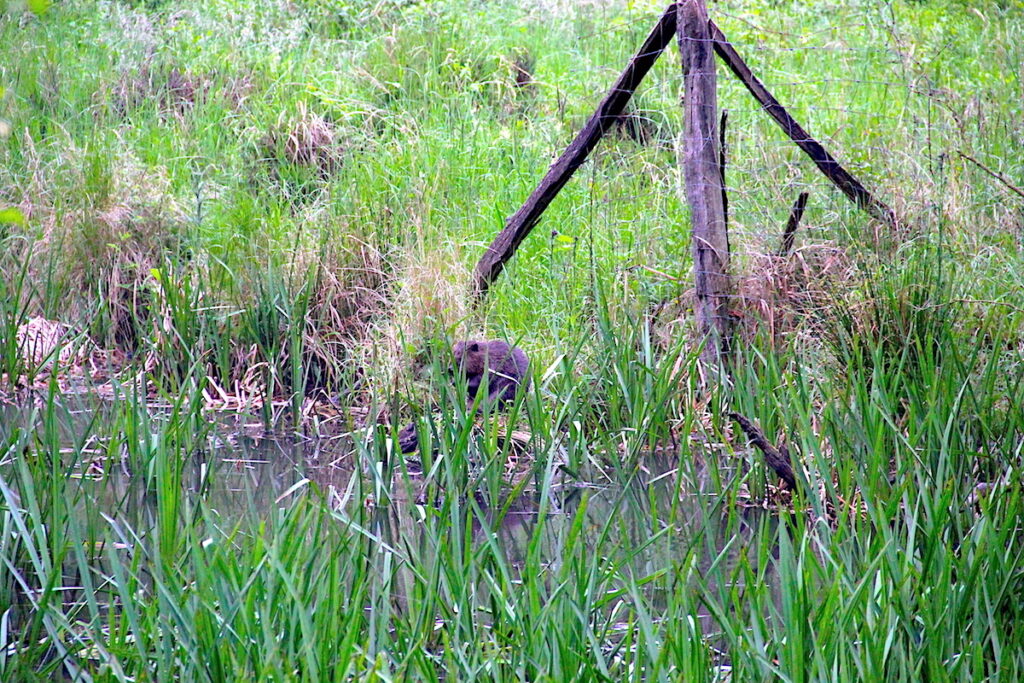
[679,0,732,372]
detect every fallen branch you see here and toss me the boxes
[729,412,797,490]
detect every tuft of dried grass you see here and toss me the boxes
[358,245,473,398]
[15,316,82,367]
[222,72,256,110]
[300,236,391,397]
[10,316,132,390]
[735,241,858,347]
[103,67,210,119]
[8,131,187,347]
[258,102,344,179]
[650,239,858,355]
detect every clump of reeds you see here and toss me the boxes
[736,239,858,347]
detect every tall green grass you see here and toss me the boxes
[1,0,1023,679]
[1,271,1022,679]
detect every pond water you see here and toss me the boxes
[0,389,781,647]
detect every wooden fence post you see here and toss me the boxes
[678,0,732,376]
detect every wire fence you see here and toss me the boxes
[467,2,1024,349]
[519,7,1014,261]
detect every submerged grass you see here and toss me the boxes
[1,0,1023,679]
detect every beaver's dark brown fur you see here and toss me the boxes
[452,339,530,408]
[398,340,530,453]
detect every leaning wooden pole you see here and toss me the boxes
[678,0,732,374]
[778,191,809,257]
[473,4,679,298]
[708,21,899,229]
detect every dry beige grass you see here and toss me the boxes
[735,240,858,347]
[15,316,81,367]
[5,131,186,346]
[258,102,344,179]
[358,243,474,403]
[647,237,859,363]
[103,67,211,119]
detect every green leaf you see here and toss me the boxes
[27,0,52,16]
[0,207,25,226]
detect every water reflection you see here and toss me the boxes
[1,392,781,653]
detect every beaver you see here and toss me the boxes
[398,340,530,453]
[452,339,530,409]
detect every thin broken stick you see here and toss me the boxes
[958,151,1024,200]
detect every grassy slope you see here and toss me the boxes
[1,0,1023,680]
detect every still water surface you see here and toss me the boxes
[1,390,780,642]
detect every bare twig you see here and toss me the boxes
[958,151,1024,200]
[628,264,682,281]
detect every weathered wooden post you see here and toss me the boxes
[678,0,732,376]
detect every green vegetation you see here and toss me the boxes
[1,0,1023,679]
